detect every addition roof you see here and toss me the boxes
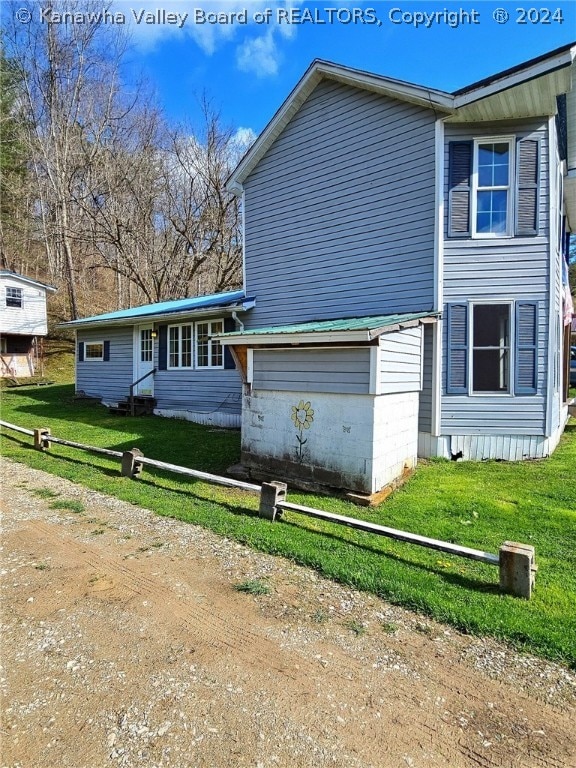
[61,290,255,329]
[219,312,438,345]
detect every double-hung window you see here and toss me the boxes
[448,136,539,238]
[196,320,224,368]
[471,304,510,393]
[446,301,538,396]
[472,139,513,237]
[168,324,193,368]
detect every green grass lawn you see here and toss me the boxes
[1,381,575,667]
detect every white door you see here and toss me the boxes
[135,325,155,396]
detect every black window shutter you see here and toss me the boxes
[223,316,236,370]
[515,139,539,236]
[514,302,538,394]
[446,304,468,394]
[103,340,110,361]
[78,341,84,362]
[158,325,168,370]
[448,141,472,237]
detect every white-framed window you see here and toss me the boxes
[470,303,511,394]
[196,320,224,368]
[5,287,23,308]
[85,341,104,361]
[472,138,514,237]
[168,324,193,368]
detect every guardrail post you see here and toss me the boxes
[259,481,287,521]
[499,541,537,599]
[34,427,51,451]
[121,448,144,479]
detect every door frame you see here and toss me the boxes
[133,324,155,396]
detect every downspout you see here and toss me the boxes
[232,311,244,332]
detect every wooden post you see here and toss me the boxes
[33,427,51,451]
[499,541,537,599]
[259,481,287,521]
[121,448,144,479]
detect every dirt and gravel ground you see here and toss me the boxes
[1,458,575,768]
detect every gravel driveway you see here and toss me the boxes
[1,459,575,767]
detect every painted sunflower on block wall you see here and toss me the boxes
[291,400,314,462]
[291,400,314,431]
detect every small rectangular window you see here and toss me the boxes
[5,287,23,308]
[85,342,104,361]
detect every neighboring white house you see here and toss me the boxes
[0,270,56,378]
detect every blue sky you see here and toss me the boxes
[110,1,575,134]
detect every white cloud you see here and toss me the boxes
[236,29,279,78]
[232,127,257,152]
[111,0,301,66]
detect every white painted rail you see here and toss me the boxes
[276,500,500,566]
[0,420,34,436]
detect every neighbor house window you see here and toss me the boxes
[168,324,193,368]
[5,287,23,308]
[196,320,223,368]
[473,139,513,237]
[85,342,104,361]
[446,301,538,396]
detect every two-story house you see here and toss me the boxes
[0,270,56,378]
[220,43,576,495]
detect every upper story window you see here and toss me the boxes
[196,320,224,368]
[473,140,513,237]
[168,324,193,368]
[6,287,23,308]
[448,137,539,239]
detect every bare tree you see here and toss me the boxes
[4,0,133,318]
[4,4,251,318]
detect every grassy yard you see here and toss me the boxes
[1,380,575,667]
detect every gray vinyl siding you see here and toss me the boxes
[252,347,371,395]
[154,369,242,415]
[243,80,437,328]
[76,327,133,402]
[379,326,423,394]
[442,119,550,436]
[418,324,434,432]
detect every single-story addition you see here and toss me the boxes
[0,270,56,378]
[62,291,255,427]
[221,313,438,495]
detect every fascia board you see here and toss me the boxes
[219,330,374,345]
[60,303,251,330]
[453,48,576,109]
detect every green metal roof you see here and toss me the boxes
[223,312,436,337]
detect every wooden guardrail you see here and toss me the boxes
[0,419,536,598]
